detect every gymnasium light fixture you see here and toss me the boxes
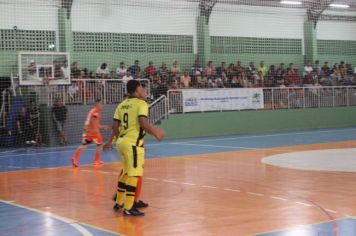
[329,3,350,8]
[280,1,302,5]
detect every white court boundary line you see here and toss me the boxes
[0,200,93,236]
[149,127,356,145]
[1,127,356,159]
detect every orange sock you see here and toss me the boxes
[72,149,82,161]
[94,149,101,162]
[135,176,143,201]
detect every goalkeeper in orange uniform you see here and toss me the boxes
[72,99,109,167]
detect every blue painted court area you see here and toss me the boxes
[0,127,356,172]
[257,218,356,236]
[0,201,118,236]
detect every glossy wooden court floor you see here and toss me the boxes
[1,130,356,236]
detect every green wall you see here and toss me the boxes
[0,52,17,76]
[211,53,304,70]
[154,107,356,140]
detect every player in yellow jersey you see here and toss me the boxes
[104,80,165,216]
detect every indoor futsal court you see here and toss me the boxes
[1,128,356,235]
[1,0,356,236]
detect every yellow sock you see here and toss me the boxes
[116,174,128,205]
[124,176,138,210]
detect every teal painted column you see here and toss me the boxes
[58,8,73,52]
[303,20,318,64]
[196,16,211,66]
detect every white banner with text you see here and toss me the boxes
[182,88,264,112]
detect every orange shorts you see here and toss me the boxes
[82,133,103,145]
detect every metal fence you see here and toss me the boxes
[168,86,356,113]
[149,95,168,125]
[26,79,150,106]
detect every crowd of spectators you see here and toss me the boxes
[70,59,356,87]
[64,58,356,100]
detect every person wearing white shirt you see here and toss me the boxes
[304,63,313,76]
[122,71,133,84]
[116,62,127,78]
[61,61,70,80]
[96,63,109,78]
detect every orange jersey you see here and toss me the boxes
[84,107,101,135]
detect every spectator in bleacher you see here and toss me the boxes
[151,75,161,99]
[284,68,301,87]
[216,62,227,77]
[288,63,295,72]
[330,63,338,75]
[230,75,239,88]
[71,62,81,79]
[158,62,169,78]
[346,64,353,76]
[168,79,179,90]
[122,71,133,84]
[116,62,127,78]
[128,60,141,79]
[265,65,277,87]
[89,71,96,79]
[152,75,168,99]
[226,63,235,79]
[234,61,244,75]
[204,61,216,87]
[339,62,347,79]
[96,63,109,78]
[304,62,313,76]
[68,82,79,103]
[53,60,62,79]
[191,60,203,87]
[258,61,268,77]
[255,71,264,87]
[171,60,181,78]
[16,106,33,146]
[248,63,258,84]
[180,71,191,88]
[61,61,70,80]
[322,61,330,76]
[27,60,36,76]
[247,62,255,72]
[276,63,286,85]
[330,67,342,86]
[144,61,157,78]
[238,70,249,88]
[303,71,315,86]
[52,99,68,145]
[314,60,322,77]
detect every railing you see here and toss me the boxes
[25,78,150,106]
[168,86,356,113]
[149,95,168,125]
[0,88,13,128]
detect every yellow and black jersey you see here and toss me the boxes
[114,97,148,146]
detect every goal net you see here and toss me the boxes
[0,0,356,149]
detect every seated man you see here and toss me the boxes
[180,71,191,88]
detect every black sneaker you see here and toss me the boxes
[123,208,145,216]
[113,203,123,211]
[134,200,149,208]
